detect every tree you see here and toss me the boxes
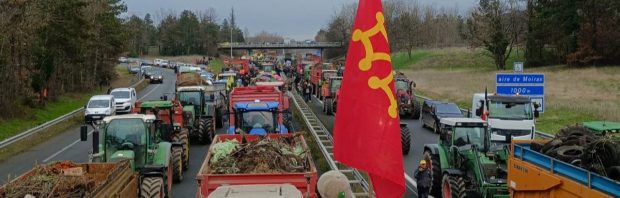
[464,0,521,70]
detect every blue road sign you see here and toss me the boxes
[496,73,544,84]
[496,85,544,95]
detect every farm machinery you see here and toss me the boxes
[394,73,421,119]
[80,114,177,197]
[132,99,189,181]
[423,118,509,198]
[321,76,342,115]
[227,86,291,135]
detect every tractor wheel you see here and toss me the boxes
[140,177,164,198]
[412,99,421,119]
[401,125,411,155]
[197,119,207,145]
[171,147,183,183]
[442,174,466,198]
[215,109,223,129]
[424,150,442,198]
[325,99,334,115]
[199,118,214,144]
[179,129,190,171]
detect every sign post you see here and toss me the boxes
[496,73,545,112]
[513,62,524,73]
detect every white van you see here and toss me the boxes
[110,88,137,113]
[85,95,115,123]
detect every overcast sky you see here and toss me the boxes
[124,0,477,40]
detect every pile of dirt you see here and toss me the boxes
[0,161,101,198]
[531,125,620,181]
[177,73,206,86]
[208,134,310,174]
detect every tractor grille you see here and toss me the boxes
[482,163,498,178]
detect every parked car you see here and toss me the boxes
[154,59,164,67]
[109,88,137,114]
[85,95,115,123]
[421,100,464,133]
[118,57,128,63]
[149,71,163,84]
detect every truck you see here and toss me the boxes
[0,160,138,198]
[509,139,620,198]
[227,86,291,135]
[196,134,318,198]
[423,118,510,198]
[471,93,540,142]
[177,72,225,144]
[394,73,421,119]
[80,114,176,197]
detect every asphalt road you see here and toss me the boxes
[0,66,232,197]
[305,95,439,198]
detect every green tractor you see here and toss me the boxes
[133,99,190,181]
[423,118,509,198]
[583,121,620,138]
[80,114,176,197]
[176,85,225,144]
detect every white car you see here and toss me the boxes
[110,88,137,113]
[154,59,164,67]
[85,95,115,123]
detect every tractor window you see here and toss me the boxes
[330,79,342,92]
[104,118,147,167]
[394,80,409,91]
[178,91,201,106]
[453,126,485,148]
[240,111,276,133]
[488,101,533,120]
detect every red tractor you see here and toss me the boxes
[321,76,342,115]
[394,73,421,119]
[310,63,337,100]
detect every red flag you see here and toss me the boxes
[333,0,405,197]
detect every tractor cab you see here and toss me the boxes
[394,74,420,118]
[424,117,509,198]
[229,100,287,135]
[82,114,167,170]
[176,86,207,120]
[328,77,342,96]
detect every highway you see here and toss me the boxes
[0,66,435,197]
[305,95,438,198]
[0,67,222,197]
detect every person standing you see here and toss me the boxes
[414,160,432,198]
[303,81,312,102]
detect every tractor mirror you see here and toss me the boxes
[80,125,88,141]
[475,108,482,116]
[92,129,100,154]
[161,95,168,101]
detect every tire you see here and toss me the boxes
[412,99,421,119]
[196,119,207,144]
[424,150,442,197]
[140,177,164,198]
[179,129,190,171]
[401,125,411,155]
[325,98,333,115]
[198,118,214,144]
[171,147,183,183]
[442,174,466,198]
[215,109,223,129]
[555,145,584,162]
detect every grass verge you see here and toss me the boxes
[0,70,147,162]
[400,47,619,134]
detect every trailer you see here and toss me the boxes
[196,134,318,198]
[0,160,138,198]
[509,140,620,198]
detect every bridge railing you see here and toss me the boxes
[217,42,344,49]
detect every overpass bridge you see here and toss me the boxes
[217,42,343,50]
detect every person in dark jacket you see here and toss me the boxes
[414,160,432,198]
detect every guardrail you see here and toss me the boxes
[0,77,145,150]
[414,95,555,139]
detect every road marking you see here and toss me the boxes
[43,130,93,162]
[43,83,161,162]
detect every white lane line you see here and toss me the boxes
[43,130,93,162]
[43,83,161,162]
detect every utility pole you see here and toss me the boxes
[230,7,234,60]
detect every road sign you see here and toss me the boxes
[496,85,544,95]
[496,73,544,84]
[513,62,523,73]
[496,73,545,112]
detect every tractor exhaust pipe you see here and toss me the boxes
[93,129,99,154]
